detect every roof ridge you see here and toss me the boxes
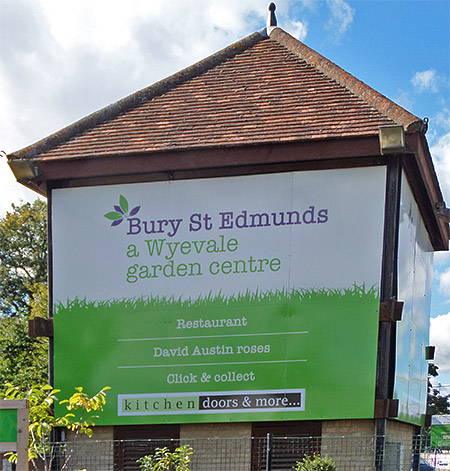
[269,27,426,133]
[10,29,269,160]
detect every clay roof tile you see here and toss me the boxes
[9,27,424,162]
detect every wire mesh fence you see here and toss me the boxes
[1,434,446,471]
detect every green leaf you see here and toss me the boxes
[104,211,123,221]
[119,195,129,214]
[2,383,110,467]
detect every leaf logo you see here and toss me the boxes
[104,195,140,226]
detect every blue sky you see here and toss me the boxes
[0,0,449,386]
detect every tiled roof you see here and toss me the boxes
[10,27,424,161]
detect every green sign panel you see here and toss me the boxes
[0,409,17,442]
[52,168,386,424]
[431,424,450,448]
[55,286,379,423]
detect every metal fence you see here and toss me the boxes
[1,434,445,471]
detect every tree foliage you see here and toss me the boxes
[138,445,193,471]
[0,316,48,391]
[294,453,336,471]
[0,200,49,392]
[427,363,450,415]
[0,199,47,317]
[1,383,110,471]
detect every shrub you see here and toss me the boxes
[137,445,193,470]
[294,453,336,471]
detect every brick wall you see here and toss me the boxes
[64,426,114,470]
[322,419,376,437]
[181,423,251,471]
[321,420,377,470]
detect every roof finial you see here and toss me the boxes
[267,3,277,29]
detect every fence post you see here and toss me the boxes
[375,426,385,470]
[266,433,273,471]
[411,426,421,471]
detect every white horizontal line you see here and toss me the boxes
[118,359,307,369]
[118,331,308,342]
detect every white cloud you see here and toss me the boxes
[431,130,450,204]
[0,0,271,154]
[439,268,450,296]
[431,313,450,374]
[325,0,354,42]
[435,251,450,267]
[287,20,308,41]
[0,158,40,217]
[434,109,450,131]
[438,265,450,293]
[412,69,440,93]
[297,0,318,9]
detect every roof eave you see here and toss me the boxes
[403,131,449,250]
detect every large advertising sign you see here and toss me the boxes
[52,168,386,424]
[431,416,450,448]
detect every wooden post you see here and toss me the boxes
[0,399,29,471]
[17,403,29,471]
[375,153,402,471]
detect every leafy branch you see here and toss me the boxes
[294,453,336,470]
[138,445,193,470]
[1,383,110,471]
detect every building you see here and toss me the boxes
[8,7,449,470]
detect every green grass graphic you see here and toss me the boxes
[54,283,380,424]
[55,283,378,314]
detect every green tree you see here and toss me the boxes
[0,316,48,390]
[0,199,47,317]
[0,200,49,392]
[427,363,450,415]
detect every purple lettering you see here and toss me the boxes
[127,218,141,235]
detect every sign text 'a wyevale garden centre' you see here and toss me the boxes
[52,168,386,425]
[120,201,327,283]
